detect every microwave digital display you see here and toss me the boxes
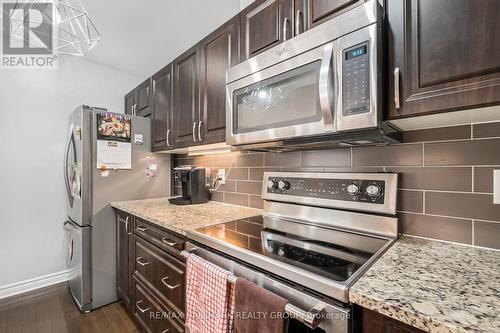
[345,45,367,60]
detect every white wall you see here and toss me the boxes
[240,0,255,10]
[0,56,141,292]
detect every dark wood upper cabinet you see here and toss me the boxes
[124,90,135,116]
[136,79,151,117]
[124,79,151,117]
[172,44,200,148]
[294,0,360,33]
[309,0,358,28]
[199,16,240,145]
[387,0,500,119]
[240,0,293,61]
[151,64,173,151]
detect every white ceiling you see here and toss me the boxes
[81,0,241,79]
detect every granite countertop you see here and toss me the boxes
[350,236,500,333]
[111,197,262,236]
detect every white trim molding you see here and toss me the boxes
[0,270,71,300]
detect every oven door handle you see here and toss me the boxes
[318,43,335,131]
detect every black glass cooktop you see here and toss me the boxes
[194,216,375,282]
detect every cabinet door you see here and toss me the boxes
[134,281,184,333]
[151,64,173,151]
[302,0,359,30]
[136,79,151,117]
[124,90,136,115]
[172,45,200,148]
[357,306,426,333]
[116,212,132,309]
[133,236,186,319]
[387,0,500,119]
[199,16,239,145]
[240,0,293,61]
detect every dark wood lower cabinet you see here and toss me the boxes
[116,211,133,310]
[116,210,187,333]
[134,280,184,333]
[133,236,186,319]
[354,305,426,333]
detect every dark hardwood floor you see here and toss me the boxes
[0,283,139,333]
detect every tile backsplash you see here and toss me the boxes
[173,122,500,250]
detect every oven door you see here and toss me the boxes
[226,42,337,146]
[185,242,350,333]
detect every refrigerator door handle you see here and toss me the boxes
[64,125,75,207]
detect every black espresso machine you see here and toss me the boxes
[169,166,209,205]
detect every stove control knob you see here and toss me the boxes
[267,179,278,189]
[366,184,381,197]
[347,183,361,196]
[278,180,290,190]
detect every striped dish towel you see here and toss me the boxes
[185,254,235,333]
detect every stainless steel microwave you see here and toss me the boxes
[226,0,400,150]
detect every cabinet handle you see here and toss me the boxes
[152,80,156,94]
[295,10,302,36]
[136,225,148,232]
[283,17,290,42]
[394,67,401,110]
[162,237,179,247]
[161,330,170,333]
[166,129,171,146]
[136,257,150,266]
[161,277,181,290]
[192,122,197,142]
[198,121,203,142]
[125,216,130,234]
[136,300,150,313]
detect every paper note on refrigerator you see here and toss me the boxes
[96,140,131,169]
[95,112,132,170]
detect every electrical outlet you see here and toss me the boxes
[494,170,499,204]
[217,169,226,184]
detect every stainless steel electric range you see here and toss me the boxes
[186,172,398,332]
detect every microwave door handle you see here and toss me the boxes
[319,43,334,131]
[192,122,197,142]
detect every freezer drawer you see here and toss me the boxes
[64,220,92,312]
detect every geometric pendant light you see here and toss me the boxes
[4,0,101,56]
[52,0,102,56]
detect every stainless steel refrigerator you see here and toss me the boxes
[63,105,171,312]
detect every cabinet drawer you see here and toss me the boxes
[134,280,184,333]
[134,236,186,319]
[134,218,186,259]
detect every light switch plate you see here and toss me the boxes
[494,170,500,204]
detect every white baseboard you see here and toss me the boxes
[0,270,71,300]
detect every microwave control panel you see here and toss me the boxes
[342,42,370,116]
